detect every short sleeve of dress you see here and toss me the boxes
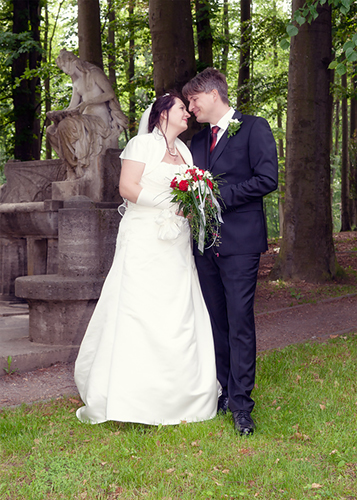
[120,134,149,163]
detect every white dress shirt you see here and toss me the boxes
[210,107,235,146]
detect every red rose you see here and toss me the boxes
[170,177,177,188]
[178,180,189,191]
[207,179,213,189]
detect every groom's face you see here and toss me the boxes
[187,91,216,124]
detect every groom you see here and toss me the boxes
[182,68,278,435]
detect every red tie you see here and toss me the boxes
[210,125,220,154]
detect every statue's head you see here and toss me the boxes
[56,50,79,75]
[56,50,97,77]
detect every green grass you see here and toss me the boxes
[1,335,357,499]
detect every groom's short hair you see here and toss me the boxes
[182,68,229,105]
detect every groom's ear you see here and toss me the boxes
[211,89,219,101]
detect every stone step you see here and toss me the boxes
[0,301,79,376]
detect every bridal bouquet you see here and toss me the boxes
[170,166,223,253]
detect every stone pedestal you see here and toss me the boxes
[0,151,122,302]
[15,275,103,345]
[52,148,122,203]
[15,197,120,345]
[0,200,62,300]
[0,159,67,300]
[0,159,66,203]
[0,236,27,300]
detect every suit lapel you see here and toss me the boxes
[209,110,242,171]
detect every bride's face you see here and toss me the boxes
[164,99,190,133]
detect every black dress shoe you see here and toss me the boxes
[217,395,229,414]
[232,410,255,435]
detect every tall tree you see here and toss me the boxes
[149,0,197,141]
[272,0,285,235]
[78,0,103,69]
[331,99,340,215]
[107,0,117,88]
[43,0,65,159]
[237,0,251,108]
[340,69,351,230]
[149,0,196,95]
[220,0,229,74]
[128,0,136,137]
[195,0,213,70]
[273,1,337,282]
[12,0,42,161]
[350,70,357,227]
[43,2,51,159]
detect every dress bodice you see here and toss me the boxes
[123,162,187,215]
[140,161,186,194]
[119,162,189,241]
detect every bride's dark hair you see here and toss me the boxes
[148,91,183,134]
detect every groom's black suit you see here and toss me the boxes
[191,110,278,413]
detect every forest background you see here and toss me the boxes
[0,0,356,283]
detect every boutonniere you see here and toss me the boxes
[227,118,242,138]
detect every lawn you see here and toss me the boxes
[1,334,356,499]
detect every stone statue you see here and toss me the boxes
[46,50,128,180]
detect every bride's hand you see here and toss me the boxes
[176,209,192,220]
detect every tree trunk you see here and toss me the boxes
[272,1,337,282]
[350,71,357,227]
[331,99,340,218]
[12,0,41,161]
[44,2,51,159]
[195,0,213,70]
[273,1,284,237]
[237,0,251,108]
[29,0,41,158]
[44,0,65,159]
[149,0,197,141]
[277,109,285,237]
[78,0,103,69]
[128,0,136,138]
[107,0,117,88]
[340,70,351,231]
[334,100,340,156]
[149,0,196,95]
[351,71,357,139]
[221,0,229,74]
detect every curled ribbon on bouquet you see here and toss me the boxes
[197,182,223,253]
[205,185,224,249]
[118,199,128,217]
[197,182,207,253]
[156,209,183,240]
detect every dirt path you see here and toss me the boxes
[1,232,356,409]
[1,294,356,409]
[256,294,357,351]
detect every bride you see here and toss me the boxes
[74,91,218,425]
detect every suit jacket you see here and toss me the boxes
[190,110,279,256]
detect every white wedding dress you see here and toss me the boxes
[74,161,218,425]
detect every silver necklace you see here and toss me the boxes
[167,145,178,157]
